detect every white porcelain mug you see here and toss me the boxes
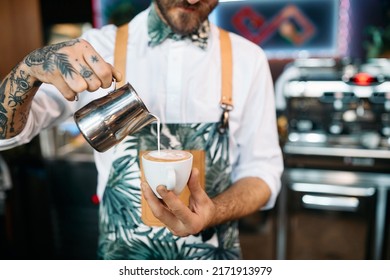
[141,150,193,199]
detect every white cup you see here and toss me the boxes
[141,150,193,198]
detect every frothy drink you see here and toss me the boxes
[143,150,192,162]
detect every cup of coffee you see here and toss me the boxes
[141,150,193,199]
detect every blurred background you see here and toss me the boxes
[0,0,389,260]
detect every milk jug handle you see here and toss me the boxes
[110,78,118,93]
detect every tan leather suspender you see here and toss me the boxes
[114,23,233,109]
[218,28,233,109]
[217,28,233,133]
[114,23,129,88]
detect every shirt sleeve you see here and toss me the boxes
[230,45,284,210]
[0,83,75,151]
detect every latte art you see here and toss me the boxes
[143,150,192,162]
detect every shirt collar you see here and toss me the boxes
[147,4,210,50]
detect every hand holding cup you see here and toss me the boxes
[141,150,193,198]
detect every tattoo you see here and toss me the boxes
[0,78,8,138]
[0,78,7,113]
[80,65,93,79]
[0,64,42,138]
[8,70,31,107]
[91,55,99,63]
[0,39,79,138]
[24,39,80,78]
[7,67,34,133]
[10,108,16,133]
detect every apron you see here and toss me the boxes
[97,24,239,260]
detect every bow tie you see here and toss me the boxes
[147,4,210,50]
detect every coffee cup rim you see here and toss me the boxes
[142,150,193,162]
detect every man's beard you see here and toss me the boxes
[154,0,218,35]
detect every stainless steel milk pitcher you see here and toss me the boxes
[74,82,156,152]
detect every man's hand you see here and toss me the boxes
[141,168,215,237]
[23,38,122,101]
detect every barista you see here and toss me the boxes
[0,0,283,259]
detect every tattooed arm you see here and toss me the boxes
[0,38,121,139]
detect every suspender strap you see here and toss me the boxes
[114,23,233,109]
[218,28,233,109]
[114,23,129,88]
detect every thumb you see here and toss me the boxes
[111,64,123,83]
[187,168,205,199]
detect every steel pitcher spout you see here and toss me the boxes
[74,82,156,153]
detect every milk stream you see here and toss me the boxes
[152,114,161,155]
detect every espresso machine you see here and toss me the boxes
[275,58,390,259]
[279,58,390,167]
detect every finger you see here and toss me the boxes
[187,168,204,199]
[78,63,101,92]
[141,181,160,204]
[82,49,121,89]
[55,56,89,93]
[110,64,123,84]
[141,182,177,223]
[51,75,79,101]
[187,168,210,212]
[63,73,88,94]
[32,64,80,101]
[157,185,194,224]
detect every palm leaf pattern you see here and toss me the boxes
[98,122,241,260]
[52,53,77,78]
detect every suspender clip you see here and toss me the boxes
[219,104,233,134]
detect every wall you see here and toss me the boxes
[0,0,43,79]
